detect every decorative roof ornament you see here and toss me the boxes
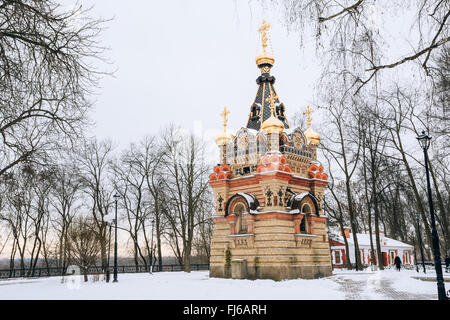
[304,105,314,126]
[256,19,275,68]
[215,107,233,146]
[246,20,289,131]
[266,93,278,115]
[258,19,270,54]
[303,105,320,145]
[261,91,284,134]
[220,106,230,131]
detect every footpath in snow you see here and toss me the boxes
[0,268,445,300]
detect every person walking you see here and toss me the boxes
[394,256,402,271]
[445,256,450,273]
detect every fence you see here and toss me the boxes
[0,264,210,280]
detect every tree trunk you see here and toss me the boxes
[398,144,434,251]
[184,248,191,273]
[428,162,449,254]
[156,222,163,270]
[9,239,17,270]
[346,180,362,270]
[100,229,107,269]
[374,201,384,270]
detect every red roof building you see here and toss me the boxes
[330,228,415,268]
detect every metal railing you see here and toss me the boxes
[0,263,210,280]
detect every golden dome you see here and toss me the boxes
[256,20,275,68]
[304,126,320,145]
[261,114,284,134]
[256,53,275,67]
[215,131,233,146]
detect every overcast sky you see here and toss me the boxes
[60,0,324,161]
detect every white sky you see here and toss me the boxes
[63,0,322,160]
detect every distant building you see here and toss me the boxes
[330,228,414,268]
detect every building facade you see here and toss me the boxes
[330,228,415,268]
[208,20,332,281]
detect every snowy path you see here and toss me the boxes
[0,269,443,300]
[331,271,438,300]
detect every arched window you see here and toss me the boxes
[234,203,247,234]
[300,204,311,233]
[301,204,311,214]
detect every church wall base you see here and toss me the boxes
[210,264,332,281]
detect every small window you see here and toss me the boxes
[300,218,306,233]
[335,251,341,264]
[234,204,247,234]
[299,204,310,234]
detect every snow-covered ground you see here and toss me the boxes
[0,269,446,300]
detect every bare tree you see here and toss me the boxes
[139,136,168,270]
[321,98,363,270]
[192,189,215,263]
[27,167,54,275]
[161,126,211,272]
[0,1,110,178]
[269,0,450,93]
[77,139,115,269]
[0,165,35,270]
[358,104,390,269]
[428,45,450,140]
[324,156,353,269]
[50,160,83,269]
[377,86,434,252]
[111,142,152,270]
[67,216,101,282]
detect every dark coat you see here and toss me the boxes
[394,256,401,266]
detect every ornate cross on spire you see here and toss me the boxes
[220,107,230,132]
[266,92,278,116]
[258,19,271,54]
[303,105,314,128]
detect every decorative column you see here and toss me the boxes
[294,215,304,233]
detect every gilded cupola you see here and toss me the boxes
[261,92,284,134]
[303,105,320,145]
[215,107,233,146]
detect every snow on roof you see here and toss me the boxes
[246,128,259,136]
[294,192,310,201]
[332,232,413,249]
[236,192,256,206]
[234,192,260,212]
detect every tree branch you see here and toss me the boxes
[318,0,365,22]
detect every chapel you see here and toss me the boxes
[209,20,332,280]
